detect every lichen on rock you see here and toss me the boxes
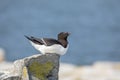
[28,61,53,80]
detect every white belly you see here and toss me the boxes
[30,41,68,55]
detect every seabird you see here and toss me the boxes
[25,32,70,55]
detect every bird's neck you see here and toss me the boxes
[58,38,68,48]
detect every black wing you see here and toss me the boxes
[25,36,62,46]
[43,38,62,46]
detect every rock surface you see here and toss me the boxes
[59,62,120,80]
[0,53,60,80]
[1,54,120,80]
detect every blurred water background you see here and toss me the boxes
[0,0,120,65]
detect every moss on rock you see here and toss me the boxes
[28,61,53,80]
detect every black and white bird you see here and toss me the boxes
[25,32,70,55]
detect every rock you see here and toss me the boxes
[0,53,60,80]
[24,53,60,80]
[1,76,21,80]
[59,62,120,80]
[3,53,120,80]
[0,73,4,77]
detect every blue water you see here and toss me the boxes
[0,0,120,65]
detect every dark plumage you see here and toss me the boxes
[25,32,70,55]
[25,32,70,48]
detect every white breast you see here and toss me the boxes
[30,41,69,55]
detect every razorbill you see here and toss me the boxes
[25,32,70,55]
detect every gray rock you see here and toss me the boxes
[1,76,21,80]
[24,53,60,80]
[0,53,60,80]
[0,73,4,77]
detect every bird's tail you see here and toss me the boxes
[24,35,33,41]
[24,35,43,45]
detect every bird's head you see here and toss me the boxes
[58,32,70,40]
